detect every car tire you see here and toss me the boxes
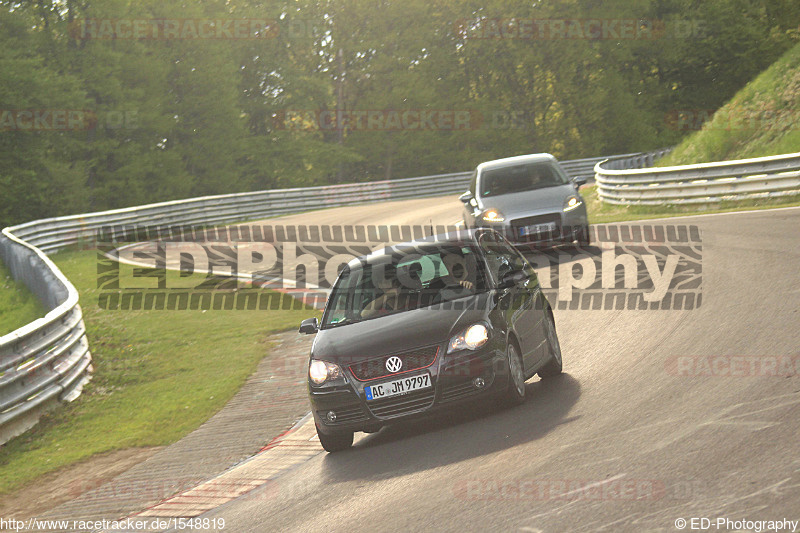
[316,425,354,452]
[538,310,563,378]
[501,342,526,406]
[578,225,591,247]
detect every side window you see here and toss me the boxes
[469,170,477,195]
[494,237,526,272]
[478,233,512,283]
[479,170,493,197]
[507,241,537,280]
[325,266,361,325]
[478,232,533,284]
[551,162,571,185]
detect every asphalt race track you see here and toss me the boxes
[148,201,800,533]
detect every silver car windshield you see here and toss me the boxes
[480,162,568,198]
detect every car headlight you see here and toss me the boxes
[448,323,490,353]
[563,196,583,212]
[309,359,343,385]
[482,209,505,222]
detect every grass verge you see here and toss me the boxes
[0,248,320,495]
[582,185,800,224]
[0,261,46,336]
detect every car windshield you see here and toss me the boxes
[479,162,568,198]
[321,243,488,328]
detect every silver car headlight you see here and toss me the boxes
[481,208,505,222]
[448,323,490,353]
[563,195,583,212]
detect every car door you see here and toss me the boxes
[478,232,542,372]
[504,238,549,369]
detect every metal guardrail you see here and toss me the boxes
[7,150,670,255]
[559,152,653,183]
[598,148,674,172]
[0,230,92,445]
[595,151,800,205]
[0,149,665,444]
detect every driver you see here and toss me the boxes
[360,264,417,318]
[441,251,476,291]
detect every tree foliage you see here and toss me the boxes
[0,0,797,227]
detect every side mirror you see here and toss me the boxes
[572,176,587,188]
[458,191,474,203]
[498,269,528,289]
[299,317,319,334]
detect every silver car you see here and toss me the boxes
[459,153,590,247]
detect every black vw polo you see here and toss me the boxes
[298,228,562,452]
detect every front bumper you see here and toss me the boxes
[309,341,510,435]
[480,209,588,247]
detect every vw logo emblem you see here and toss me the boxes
[385,356,403,373]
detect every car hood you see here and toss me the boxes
[479,184,575,216]
[312,292,493,363]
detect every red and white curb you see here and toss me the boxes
[132,413,319,519]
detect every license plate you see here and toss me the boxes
[520,222,556,237]
[365,373,431,401]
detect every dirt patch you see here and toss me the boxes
[0,447,162,520]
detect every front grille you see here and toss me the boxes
[440,381,480,402]
[349,345,439,381]
[366,388,436,419]
[509,213,562,242]
[317,405,369,425]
